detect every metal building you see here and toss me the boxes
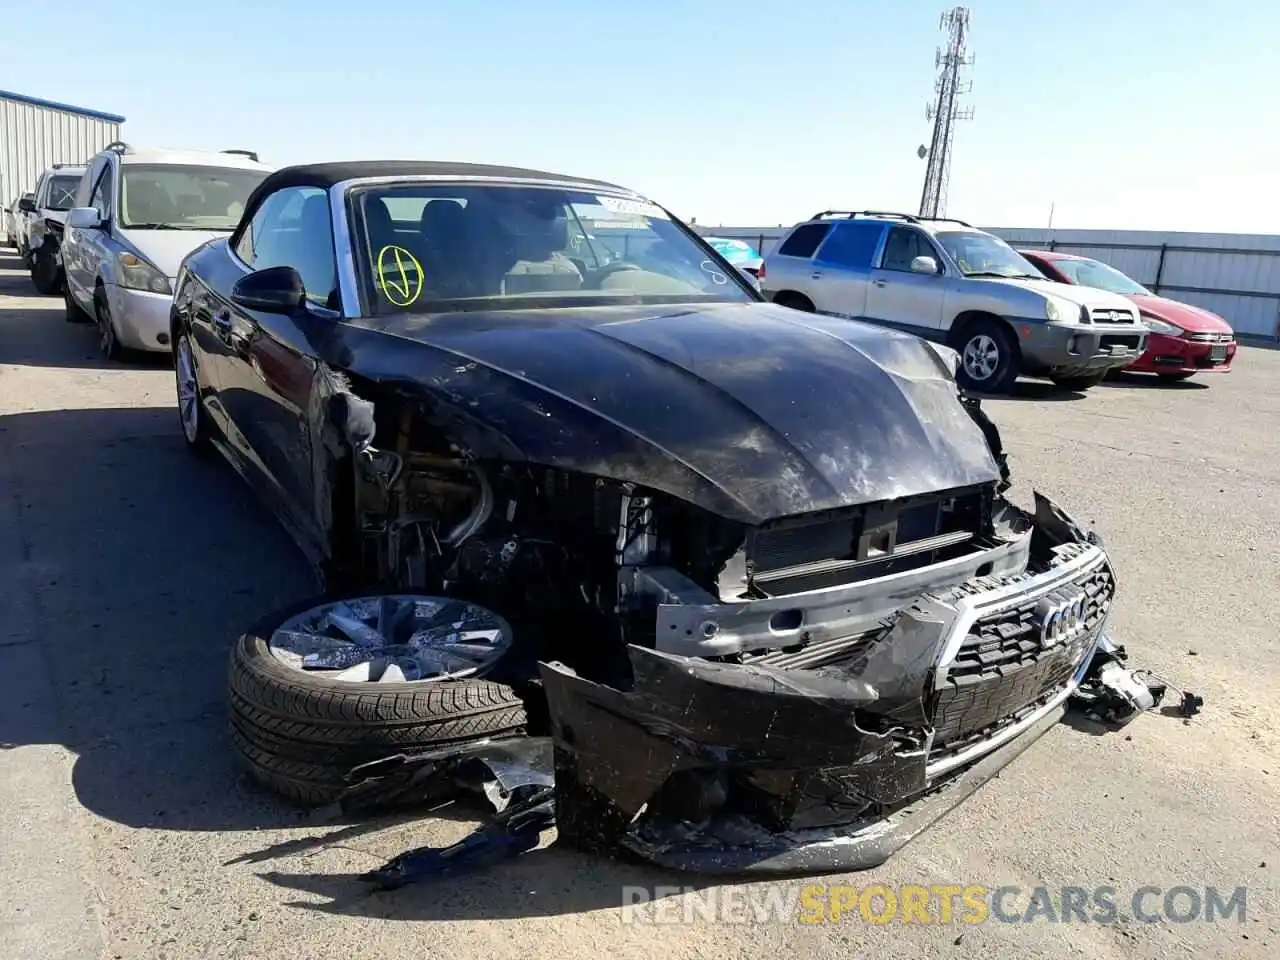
[0,89,126,206]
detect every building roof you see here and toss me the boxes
[0,89,126,124]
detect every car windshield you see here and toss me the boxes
[1050,257,1149,295]
[935,231,1043,279]
[353,183,756,314]
[44,175,81,211]
[120,165,269,230]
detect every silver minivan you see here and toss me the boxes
[62,142,272,360]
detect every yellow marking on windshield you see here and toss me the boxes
[376,245,424,306]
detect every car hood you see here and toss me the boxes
[332,301,1004,524]
[1127,294,1232,333]
[979,276,1135,310]
[40,209,69,225]
[117,228,230,277]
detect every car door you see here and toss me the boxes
[217,185,337,546]
[863,226,948,334]
[807,221,886,319]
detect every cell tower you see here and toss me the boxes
[918,7,974,219]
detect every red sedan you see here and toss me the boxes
[1020,250,1237,381]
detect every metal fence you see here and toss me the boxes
[696,225,1280,340]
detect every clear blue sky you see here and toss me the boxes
[8,0,1278,233]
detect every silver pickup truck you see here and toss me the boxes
[761,211,1149,392]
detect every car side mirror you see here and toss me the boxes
[232,265,306,314]
[18,196,35,214]
[910,255,940,275]
[67,207,105,230]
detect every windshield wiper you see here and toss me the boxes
[123,222,183,230]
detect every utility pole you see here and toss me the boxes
[918,7,974,219]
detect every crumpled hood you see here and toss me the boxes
[117,228,229,277]
[1128,294,1232,333]
[980,276,1135,311]
[40,209,68,225]
[339,301,1003,524]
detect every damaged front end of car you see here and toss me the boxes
[296,314,1153,875]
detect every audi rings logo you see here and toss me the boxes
[1033,587,1090,649]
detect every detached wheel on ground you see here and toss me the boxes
[1050,372,1108,391]
[952,319,1020,393]
[228,594,529,806]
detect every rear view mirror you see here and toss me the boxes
[67,207,105,230]
[18,196,35,214]
[232,265,306,314]
[910,255,940,275]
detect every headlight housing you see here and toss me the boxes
[117,252,172,295]
[1140,313,1183,336]
[1044,297,1079,323]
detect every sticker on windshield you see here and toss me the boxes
[595,195,669,220]
[375,245,425,307]
[699,259,728,285]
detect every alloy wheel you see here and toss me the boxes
[175,335,200,443]
[962,333,1000,383]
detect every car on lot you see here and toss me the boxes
[61,142,273,360]
[704,235,764,276]
[9,192,35,255]
[171,160,1126,873]
[760,211,1149,392]
[1019,249,1237,381]
[22,163,87,293]
[3,194,28,248]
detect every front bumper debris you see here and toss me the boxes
[340,493,1198,883]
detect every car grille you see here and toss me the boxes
[1186,332,1234,343]
[1099,334,1142,351]
[1089,308,1136,324]
[931,561,1114,747]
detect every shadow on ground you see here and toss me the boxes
[979,379,1086,403]
[1100,372,1210,391]
[0,405,318,833]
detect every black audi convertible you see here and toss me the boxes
[172,161,1132,873]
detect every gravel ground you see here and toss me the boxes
[0,248,1276,960]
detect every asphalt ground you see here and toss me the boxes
[0,247,1276,959]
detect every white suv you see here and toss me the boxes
[761,211,1149,392]
[61,142,273,360]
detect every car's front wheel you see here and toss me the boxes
[228,594,528,806]
[30,251,62,294]
[953,320,1020,393]
[94,286,124,361]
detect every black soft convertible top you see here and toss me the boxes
[235,160,636,240]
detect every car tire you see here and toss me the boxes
[64,284,92,323]
[94,285,125,361]
[952,320,1020,394]
[228,595,529,807]
[1050,372,1108,391]
[30,252,62,295]
[1158,372,1195,382]
[174,330,211,451]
